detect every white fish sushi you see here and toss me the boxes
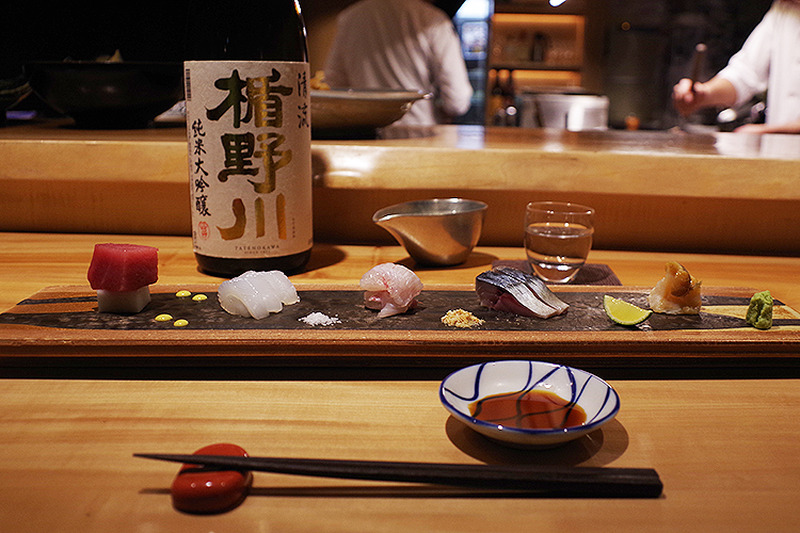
[217,270,299,319]
[360,263,423,318]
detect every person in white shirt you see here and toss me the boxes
[672,0,800,133]
[324,0,473,127]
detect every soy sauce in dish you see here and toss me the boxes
[469,389,587,430]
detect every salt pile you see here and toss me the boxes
[299,312,341,327]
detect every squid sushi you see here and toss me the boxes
[217,270,299,319]
[360,263,423,318]
[476,267,569,319]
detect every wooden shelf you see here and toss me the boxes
[487,12,586,110]
[489,13,585,69]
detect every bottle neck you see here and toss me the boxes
[185,0,308,62]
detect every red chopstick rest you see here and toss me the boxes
[170,443,253,514]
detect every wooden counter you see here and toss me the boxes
[1,377,799,532]
[1,121,799,254]
[1,232,798,379]
[0,233,799,530]
[2,232,799,317]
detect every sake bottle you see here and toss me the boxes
[184,0,312,277]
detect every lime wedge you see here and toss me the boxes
[604,295,652,326]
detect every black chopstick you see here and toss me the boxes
[134,453,662,498]
[689,43,707,90]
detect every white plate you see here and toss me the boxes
[311,89,429,133]
[440,360,620,448]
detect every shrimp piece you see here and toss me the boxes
[648,261,702,314]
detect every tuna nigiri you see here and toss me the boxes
[217,270,299,319]
[476,267,569,319]
[360,263,423,318]
[87,243,159,314]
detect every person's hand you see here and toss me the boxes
[672,78,709,117]
[674,76,738,118]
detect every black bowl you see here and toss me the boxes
[25,61,183,128]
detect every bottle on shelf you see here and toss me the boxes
[183,0,313,277]
[487,69,505,121]
[530,32,549,63]
[490,69,518,127]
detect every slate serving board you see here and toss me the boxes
[0,284,798,366]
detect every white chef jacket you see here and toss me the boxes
[324,0,473,126]
[717,0,800,125]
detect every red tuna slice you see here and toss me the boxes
[87,243,158,292]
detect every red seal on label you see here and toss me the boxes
[198,221,210,240]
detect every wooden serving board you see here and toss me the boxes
[1,284,798,369]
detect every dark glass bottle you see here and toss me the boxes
[184,0,312,278]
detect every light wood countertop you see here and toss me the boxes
[1,121,799,254]
[1,232,798,379]
[1,377,798,532]
[6,232,800,311]
[0,232,799,530]
[2,232,799,314]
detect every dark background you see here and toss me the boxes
[0,1,467,75]
[1,1,772,127]
[2,1,769,70]
[1,4,190,73]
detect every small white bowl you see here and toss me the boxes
[440,360,620,448]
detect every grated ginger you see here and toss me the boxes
[441,309,484,328]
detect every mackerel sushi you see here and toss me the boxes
[476,267,569,319]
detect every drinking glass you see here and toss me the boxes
[524,201,595,283]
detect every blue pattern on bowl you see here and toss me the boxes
[440,360,620,447]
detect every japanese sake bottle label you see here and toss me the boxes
[184,60,312,259]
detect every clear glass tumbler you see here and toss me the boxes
[524,201,595,283]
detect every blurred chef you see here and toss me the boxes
[324,0,473,127]
[672,0,800,133]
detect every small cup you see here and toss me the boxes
[524,201,594,283]
[373,198,487,266]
